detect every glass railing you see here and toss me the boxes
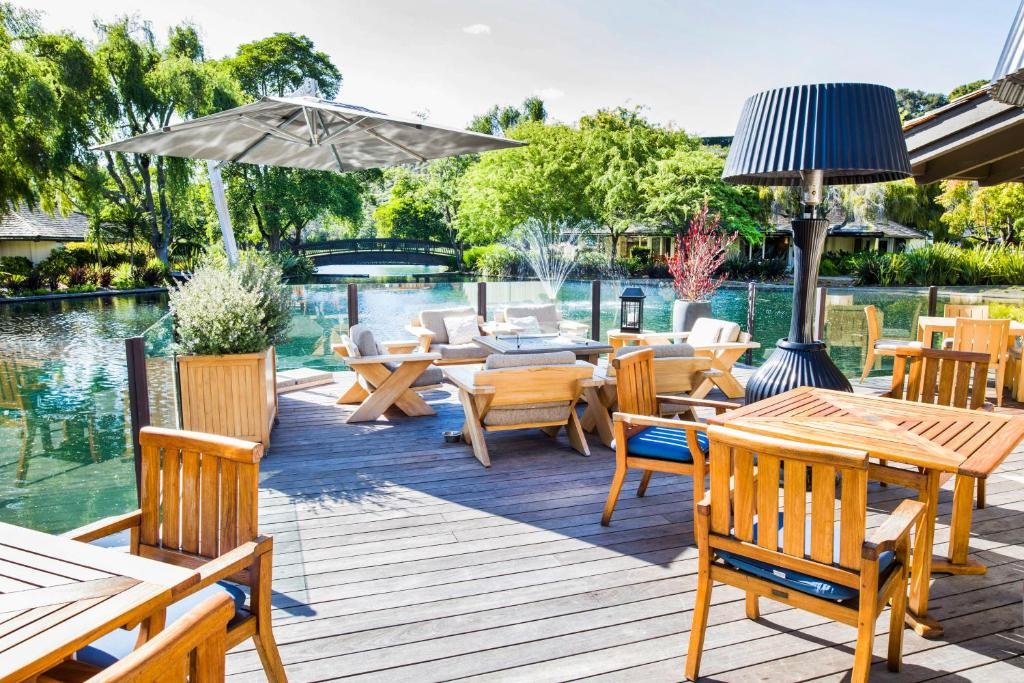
[140,312,180,430]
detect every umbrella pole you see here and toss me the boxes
[207,160,239,265]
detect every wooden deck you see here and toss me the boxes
[226,368,1024,681]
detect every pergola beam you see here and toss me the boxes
[979,148,1024,184]
[916,119,1024,183]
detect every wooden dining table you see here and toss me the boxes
[707,386,1024,639]
[917,315,1024,347]
[0,522,197,682]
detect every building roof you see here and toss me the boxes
[0,205,89,242]
[765,217,926,240]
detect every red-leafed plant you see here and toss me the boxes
[667,203,737,302]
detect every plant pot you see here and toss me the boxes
[176,347,277,446]
[672,300,712,333]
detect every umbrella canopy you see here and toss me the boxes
[97,96,524,170]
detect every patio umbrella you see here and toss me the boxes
[97,96,524,259]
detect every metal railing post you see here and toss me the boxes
[347,283,358,328]
[125,336,151,498]
[815,286,827,341]
[746,282,756,365]
[591,280,601,341]
[477,281,487,320]
[928,285,938,316]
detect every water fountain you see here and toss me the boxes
[507,219,582,300]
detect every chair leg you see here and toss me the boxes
[745,592,759,620]
[887,568,908,673]
[601,464,628,526]
[636,470,653,497]
[976,477,986,509]
[684,561,713,681]
[851,603,876,683]
[861,349,875,382]
[251,552,287,683]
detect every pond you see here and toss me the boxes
[2,279,931,533]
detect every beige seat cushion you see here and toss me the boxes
[507,315,543,334]
[380,362,444,387]
[419,306,476,344]
[444,314,480,345]
[502,304,561,333]
[483,401,571,427]
[432,343,489,361]
[484,351,577,369]
[874,339,921,350]
[688,318,740,345]
[647,343,696,358]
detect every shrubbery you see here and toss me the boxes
[720,255,788,282]
[846,244,1024,286]
[0,243,172,298]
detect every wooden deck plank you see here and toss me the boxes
[222,371,1024,681]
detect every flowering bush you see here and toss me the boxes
[170,251,292,356]
[667,204,737,301]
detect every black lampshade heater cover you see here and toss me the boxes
[723,83,912,402]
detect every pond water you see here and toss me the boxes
[2,279,931,533]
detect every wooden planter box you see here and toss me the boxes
[177,347,277,446]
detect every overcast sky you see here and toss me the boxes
[24,0,1018,135]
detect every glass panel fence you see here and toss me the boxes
[141,312,179,430]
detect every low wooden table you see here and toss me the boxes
[707,387,1024,639]
[473,334,613,365]
[0,521,197,681]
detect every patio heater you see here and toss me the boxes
[723,83,911,402]
[619,287,646,333]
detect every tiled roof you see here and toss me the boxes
[764,217,927,240]
[0,205,89,242]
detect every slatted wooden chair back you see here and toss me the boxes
[863,305,881,347]
[705,425,870,579]
[944,303,989,319]
[888,346,990,409]
[138,426,262,563]
[951,318,1009,365]
[475,364,595,408]
[611,347,658,417]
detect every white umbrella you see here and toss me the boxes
[97,96,524,259]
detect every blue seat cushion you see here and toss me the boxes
[76,581,246,667]
[626,426,708,463]
[717,514,895,602]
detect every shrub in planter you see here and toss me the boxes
[170,251,292,445]
[668,204,737,331]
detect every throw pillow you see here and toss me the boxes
[444,314,479,345]
[508,315,543,335]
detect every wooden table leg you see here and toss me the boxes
[905,469,944,639]
[931,474,987,576]
[581,385,614,448]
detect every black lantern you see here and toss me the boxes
[723,83,911,402]
[619,287,646,333]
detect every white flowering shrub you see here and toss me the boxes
[170,251,292,356]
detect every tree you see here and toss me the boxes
[373,169,445,241]
[456,121,598,244]
[223,32,361,251]
[894,88,947,122]
[882,178,946,239]
[468,96,547,136]
[948,79,989,100]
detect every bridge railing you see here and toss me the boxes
[301,238,458,257]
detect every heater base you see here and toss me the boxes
[745,339,852,404]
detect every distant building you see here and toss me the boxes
[0,204,89,263]
[743,217,929,268]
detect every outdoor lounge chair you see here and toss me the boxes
[334,324,443,423]
[62,427,287,683]
[40,593,234,682]
[406,306,490,365]
[444,351,600,467]
[492,303,589,336]
[685,425,923,683]
[642,318,759,399]
[600,347,739,526]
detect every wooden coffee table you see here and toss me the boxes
[474,334,613,365]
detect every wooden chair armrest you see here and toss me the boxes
[190,537,273,593]
[656,394,742,415]
[612,412,707,431]
[404,324,435,340]
[379,340,421,354]
[331,343,352,358]
[578,377,604,389]
[62,510,142,543]
[692,341,761,351]
[696,492,712,515]
[862,499,925,560]
[346,352,441,365]
[443,367,493,394]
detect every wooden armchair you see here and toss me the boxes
[882,346,992,509]
[41,593,234,682]
[444,351,600,467]
[861,304,922,381]
[601,347,739,526]
[951,317,1010,407]
[685,425,924,682]
[405,306,489,365]
[944,303,989,319]
[63,427,286,682]
[642,318,759,399]
[333,324,442,423]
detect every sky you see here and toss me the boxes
[23,0,1018,136]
